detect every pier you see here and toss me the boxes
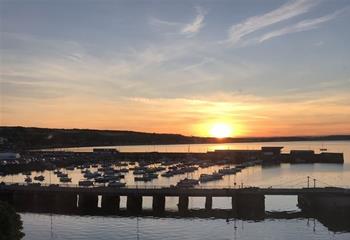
[1,183,349,220]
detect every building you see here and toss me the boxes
[290,150,315,163]
[261,147,283,162]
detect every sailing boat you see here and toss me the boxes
[320,143,327,152]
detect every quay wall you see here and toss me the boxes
[1,148,344,175]
[24,150,345,164]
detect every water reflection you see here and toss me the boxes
[20,213,350,240]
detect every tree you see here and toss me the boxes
[0,201,24,240]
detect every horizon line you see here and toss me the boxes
[1,125,350,140]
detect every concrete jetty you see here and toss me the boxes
[1,183,349,221]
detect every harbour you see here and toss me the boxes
[1,140,350,238]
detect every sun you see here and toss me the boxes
[209,123,233,138]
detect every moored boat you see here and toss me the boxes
[134,173,158,182]
[161,171,174,177]
[218,167,239,175]
[79,180,93,186]
[108,181,126,188]
[33,175,45,181]
[57,172,68,178]
[84,171,100,179]
[25,176,32,183]
[199,172,223,183]
[60,176,71,182]
[66,166,75,170]
[176,178,199,188]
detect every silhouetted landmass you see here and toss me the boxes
[0,126,349,151]
[0,201,24,240]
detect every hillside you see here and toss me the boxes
[1,126,349,151]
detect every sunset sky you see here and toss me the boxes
[1,0,350,137]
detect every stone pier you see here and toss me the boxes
[298,194,350,217]
[235,193,265,219]
[178,196,189,213]
[101,195,120,213]
[127,195,142,213]
[152,195,166,214]
[78,193,98,212]
[1,184,349,225]
[298,193,350,231]
[54,192,77,213]
[32,192,56,212]
[205,196,212,211]
[13,191,35,211]
[231,195,238,216]
[0,190,13,204]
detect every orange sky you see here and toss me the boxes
[2,92,350,137]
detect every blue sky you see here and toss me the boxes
[1,0,350,136]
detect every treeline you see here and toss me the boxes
[1,126,349,151]
[0,126,206,150]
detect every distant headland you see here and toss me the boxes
[1,126,349,151]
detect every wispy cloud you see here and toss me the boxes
[226,0,317,45]
[181,6,207,37]
[259,9,345,42]
[182,57,214,71]
[149,17,180,28]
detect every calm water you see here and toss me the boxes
[5,141,350,188]
[42,140,350,154]
[10,141,350,239]
[20,213,350,240]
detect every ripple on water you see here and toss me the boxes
[20,213,350,240]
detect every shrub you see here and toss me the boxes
[0,201,24,240]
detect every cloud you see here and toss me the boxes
[181,6,207,37]
[258,9,345,42]
[148,17,180,28]
[226,0,317,45]
[181,57,214,71]
[149,6,207,38]
[0,31,216,101]
[314,41,324,47]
